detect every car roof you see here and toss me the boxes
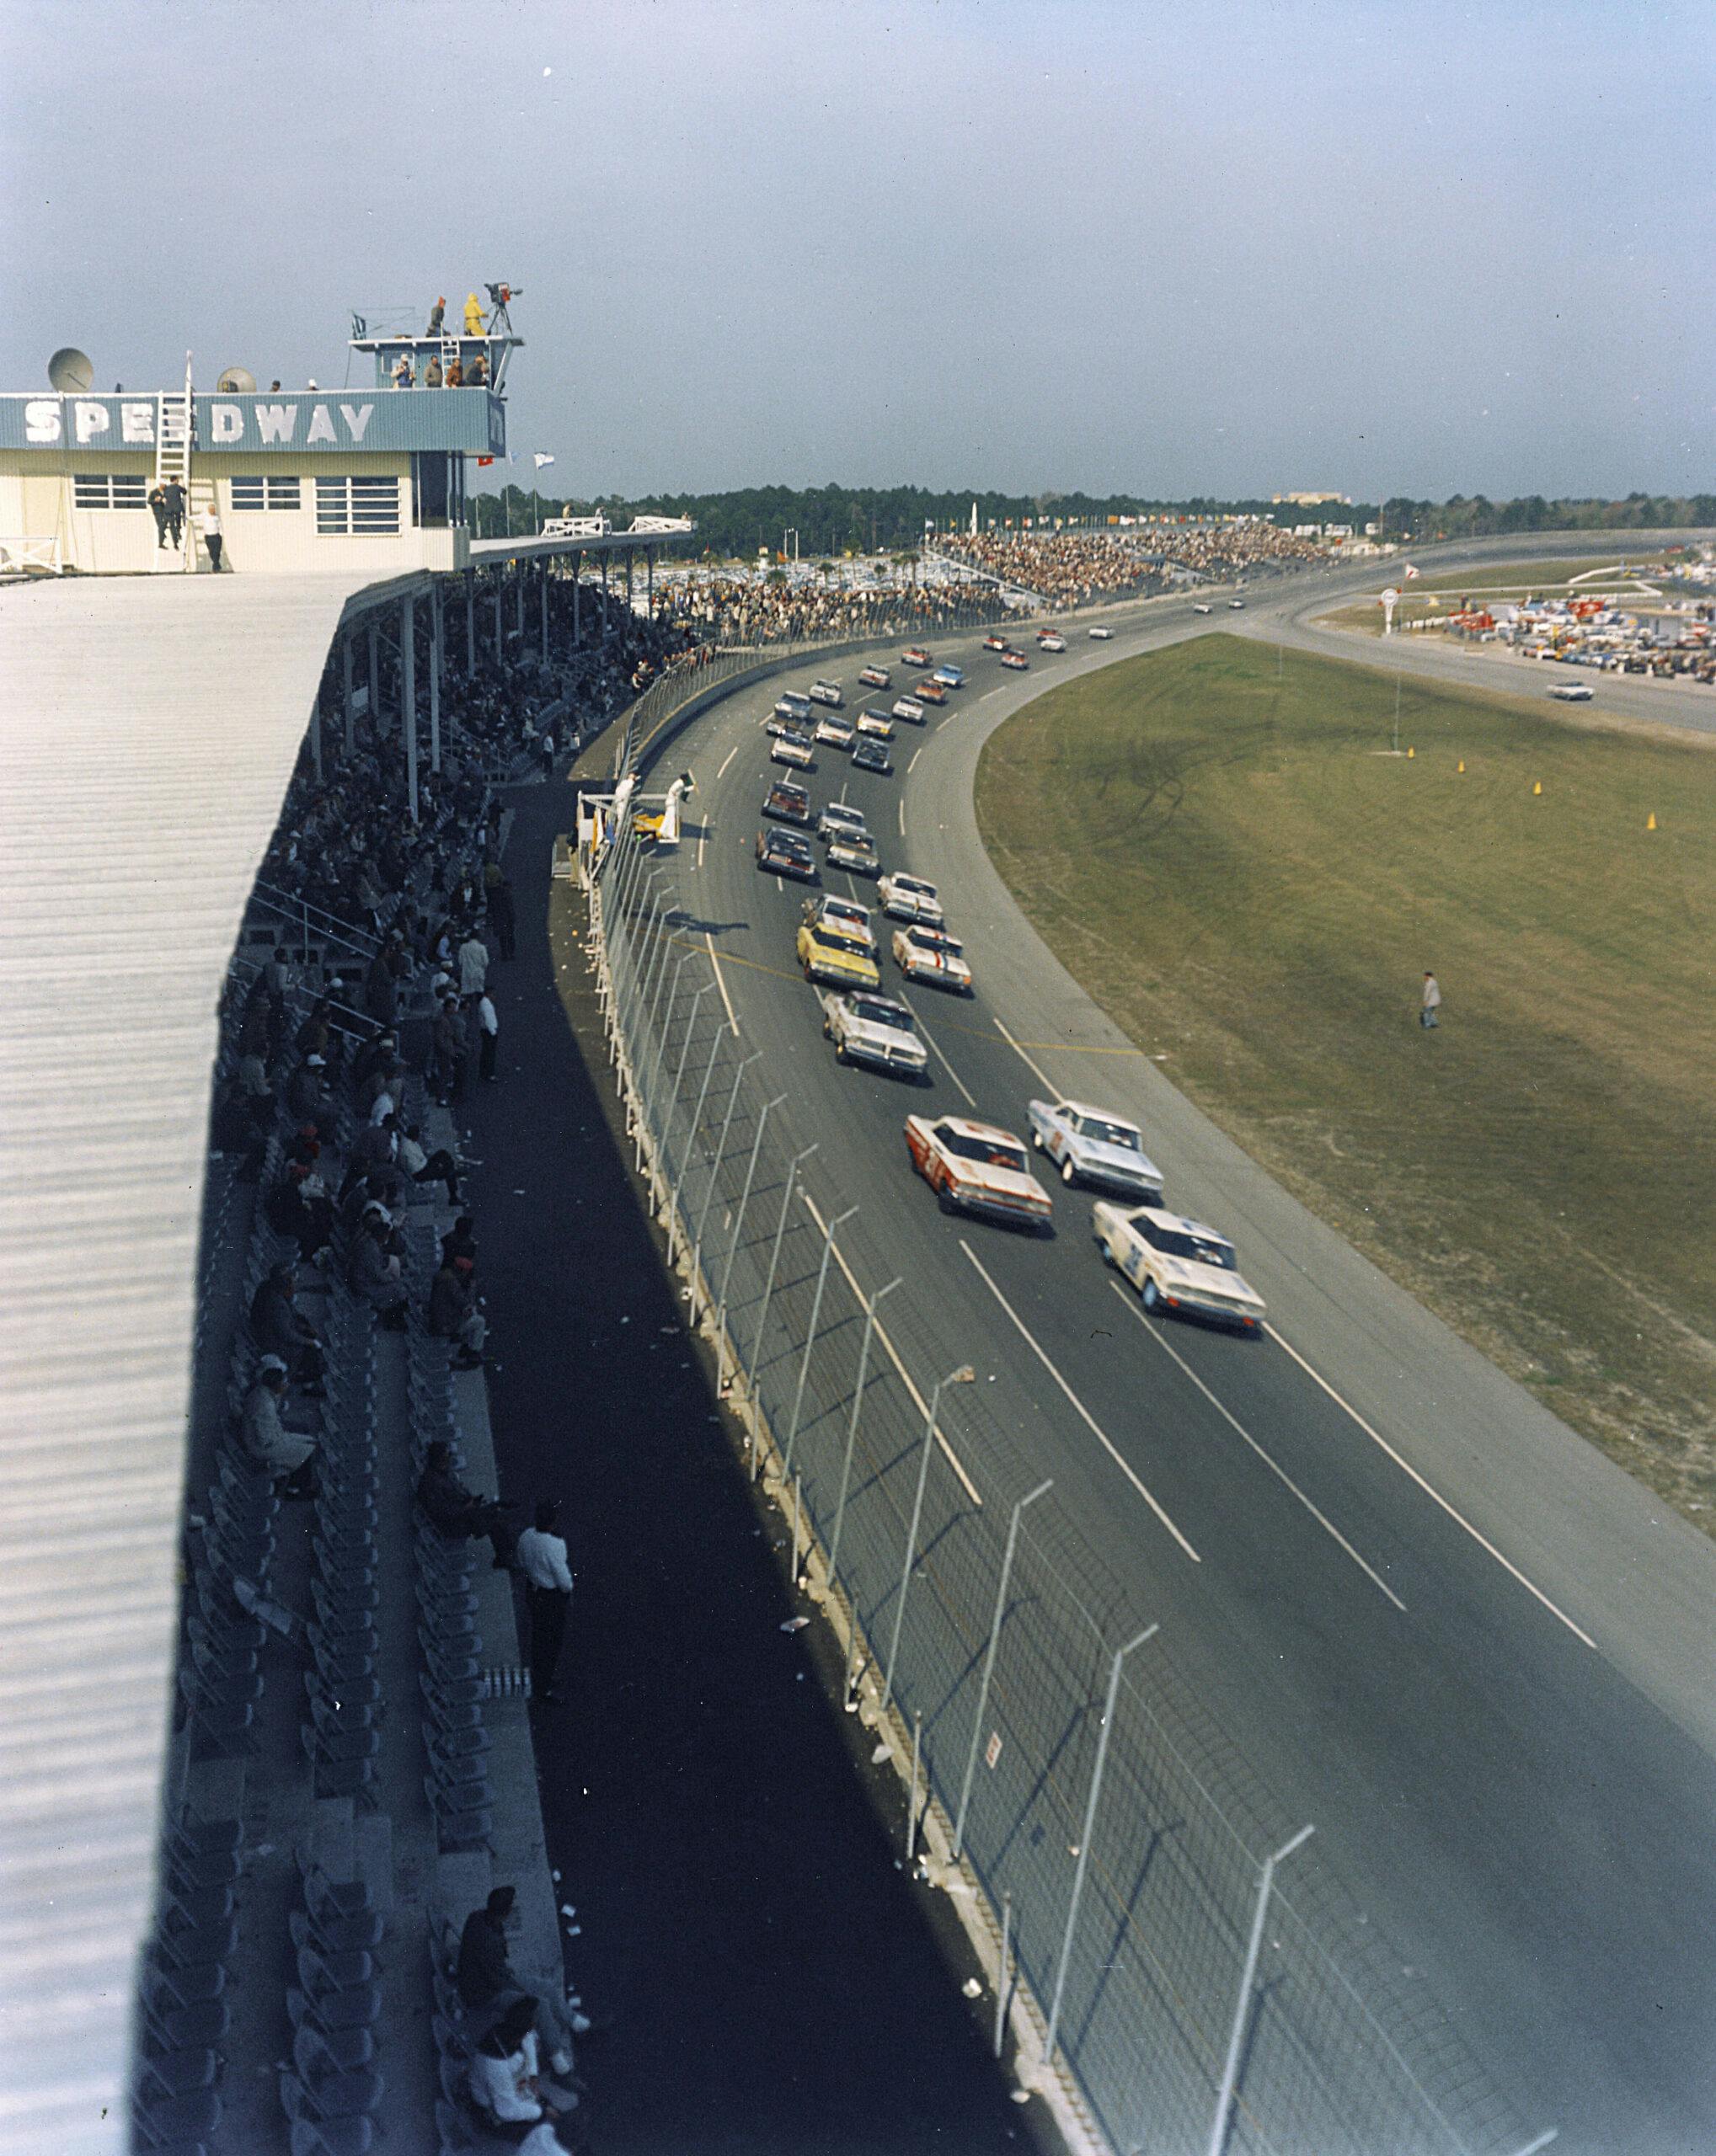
[1130,1205,1231,1241]
[1059,1100,1141,1129]
[935,1116,1023,1144]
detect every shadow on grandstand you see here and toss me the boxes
[462,775,1035,2155]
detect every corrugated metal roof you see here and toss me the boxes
[0,569,404,2152]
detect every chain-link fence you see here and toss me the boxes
[576,780,1542,2156]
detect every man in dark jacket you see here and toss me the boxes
[250,1262,326,1390]
[415,1441,514,1562]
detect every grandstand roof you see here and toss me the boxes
[0,569,390,2152]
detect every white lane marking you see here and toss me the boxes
[706,933,740,1038]
[960,1241,1200,1563]
[982,686,1008,701]
[696,833,707,871]
[992,1014,1057,1094]
[908,745,923,774]
[801,1193,982,1506]
[910,1006,976,1106]
[717,744,738,779]
[775,876,783,894]
[1264,1323,1597,1651]
[1109,1284,1404,1610]
[897,798,906,837]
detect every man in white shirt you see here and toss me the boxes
[200,502,224,573]
[478,990,500,1083]
[1420,971,1442,1029]
[458,929,490,998]
[516,1502,574,1706]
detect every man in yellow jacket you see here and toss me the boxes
[463,291,486,336]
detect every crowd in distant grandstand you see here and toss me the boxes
[934,521,1325,606]
[651,569,1005,648]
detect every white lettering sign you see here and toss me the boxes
[211,403,243,444]
[339,403,373,444]
[74,399,110,443]
[306,403,335,445]
[121,402,155,444]
[255,403,297,444]
[24,398,61,443]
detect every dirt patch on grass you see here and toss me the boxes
[976,635,1716,1529]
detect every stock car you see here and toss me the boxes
[879,871,943,924]
[773,691,813,725]
[851,737,894,776]
[858,664,892,691]
[1000,648,1029,670]
[1549,681,1596,702]
[798,917,881,989]
[1088,626,1114,640]
[1027,1098,1164,1198]
[762,776,812,825]
[1037,631,1067,653]
[802,893,876,951]
[756,827,818,882]
[858,707,896,739]
[1228,600,1246,611]
[904,1114,1053,1231]
[819,801,869,842]
[914,680,948,706]
[932,664,965,690]
[770,728,815,769]
[982,633,1009,652]
[809,679,844,707]
[902,645,933,670]
[827,828,882,877]
[1093,1203,1266,1331]
[892,923,972,995]
[821,989,929,1080]
[890,696,927,725]
[815,713,856,748]
[1191,602,1213,615]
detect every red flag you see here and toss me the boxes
[477,456,495,467]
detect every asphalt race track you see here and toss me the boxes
[619,541,1716,2153]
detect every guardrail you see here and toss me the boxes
[0,534,64,576]
[574,654,1544,2156]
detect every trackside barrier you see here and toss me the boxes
[575,670,1550,2156]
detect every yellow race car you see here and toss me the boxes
[796,919,881,991]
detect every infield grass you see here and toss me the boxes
[976,635,1716,1523]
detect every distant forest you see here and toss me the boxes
[468,482,1716,553]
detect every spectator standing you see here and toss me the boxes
[478,990,500,1083]
[538,729,555,781]
[200,501,224,573]
[1420,972,1442,1030]
[516,1501,573,1707]
[458,928,490,997]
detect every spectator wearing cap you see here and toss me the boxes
[516,1501,573,1707]
[286,1054,329,1125]
[240,1361,317,1497]
[429,1253,488,1369]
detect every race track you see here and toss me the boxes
[622,547,1716,2153]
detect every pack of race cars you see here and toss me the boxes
[743,639,1266,1333]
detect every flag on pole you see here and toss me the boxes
[476,456,495,467]
[534,452,556,470]
[1403,563,1419,579]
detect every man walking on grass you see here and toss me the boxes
[1420,971,1441,1029]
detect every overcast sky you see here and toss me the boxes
[2,0,1711,503]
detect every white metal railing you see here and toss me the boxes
[0,535,64,576]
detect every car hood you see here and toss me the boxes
[1160,1256,1265,1308]
[949,1157,1045,1203]
[1076,1135,1164,1183]
[849,1017,924,1055]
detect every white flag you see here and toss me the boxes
[534,451,556,470]
[1403,563,1419,579]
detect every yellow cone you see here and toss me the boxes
[1407,745,1414,759]
[1647,812,1657,830]
[1532,781,1542,795]
[1457,760,1466,773]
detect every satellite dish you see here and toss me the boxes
[48,347,94,392]
[217,366,257,394]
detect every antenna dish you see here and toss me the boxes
[48,347,94,393]
[217,366,257,394]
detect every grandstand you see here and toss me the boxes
[0,456,688,2148]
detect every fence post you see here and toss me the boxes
[660,990,716,1241]
[691,1051,761,1319]
[1207,1823,1315,2156]
[881,1365,976,1714]
[906,1710,923,1862]
[744,1143,820,1469]
[615,883,666,1069]
[715,1092,786,1385]
[994,1892,1013,2059]
[782,1205,857,1476]
[639,954,698,1174]
[827,1276,901,1583]
[1043,1625,1161,2070]
[954,1476,1054,1860]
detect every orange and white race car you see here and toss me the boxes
[904,1113,1052,1231]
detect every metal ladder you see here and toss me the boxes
[154,353,194,572]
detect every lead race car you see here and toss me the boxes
[1028,1097,1164,1198]
[905,1113,1052,1231]
[1093,1203,1267,1331]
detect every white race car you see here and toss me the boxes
[815,714,856,747]
[879,872,944,925]
[1191,602,1213,616]
[1548,682,1595,702]
[905,1114,1052,1231]
[802,893,876,951]
[818,801,869,843]
[1037,632,1067,652]
[821,989,929,1079]
[770,730,815,769]
[1088,626,1114,639]
[893,923,972,995]
[858,664,892,691]
[1093,1203,1266,1331]
[809,680,844,707]
[858,707,896,739]
[891,696,927,725]
[1028,1098,1164,1198]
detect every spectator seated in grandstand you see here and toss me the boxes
[346,1210,409,1330]
[466,1995,577,2137]
[239,1360,318,1498]
[398,1120,462,1203]
[429,1254,488,1369]
[249,1262,326,1393]
[416,1441,516,1566]
[266,1153,337,1264]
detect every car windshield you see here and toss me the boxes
[1073,1116,1141,1150]
[908,929,960,954]
[816,931,870,957]
[826,807,863,825]
[941,1129,1028,1171]
[1152,1225,1237,1269]
[852,996,914,1029]
[895,878,935,898]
